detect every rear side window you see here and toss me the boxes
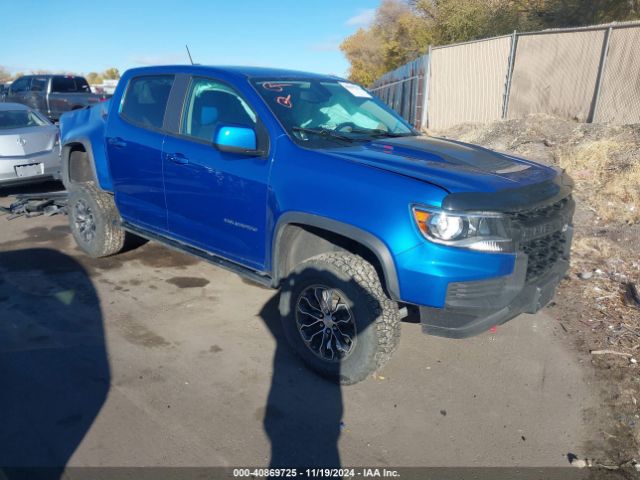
[31,78,47,92]
[0,110,48,130]
[51,77,78,92]
[121,75,174,129]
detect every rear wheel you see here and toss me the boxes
[279,252,401,385]
[68,184,126,258]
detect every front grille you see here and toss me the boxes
[508,196,573,282]
[510,196,571,224]
[521,231,566,281]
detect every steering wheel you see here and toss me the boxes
[334,122,358,132]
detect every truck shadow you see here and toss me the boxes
[258,269,381,471]
[0,248,109,479]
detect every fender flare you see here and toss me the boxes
[61,137,100,187]
[271,212,401,300]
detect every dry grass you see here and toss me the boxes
[435,113,640,225]
[572,235,616,259]
[558,139,640,223]
[438,115,640,466]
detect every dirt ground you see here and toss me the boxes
[437,114,640,475]
[0,185,601,476]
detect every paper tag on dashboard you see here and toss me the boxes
[339,82,372,98]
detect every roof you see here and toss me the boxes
[123,65,343,81]
[0,103,30,111]
[14,74,85,79]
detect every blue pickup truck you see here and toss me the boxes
[59,65,574,384]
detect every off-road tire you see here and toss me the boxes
[279,252,401,385]
[68,184,126,258]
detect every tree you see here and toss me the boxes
[413,0,541,45]
[341,28,386,85]
[341,0,431,85]
[103,68,120,80]
[341,0,640,84]
[0,66,11,83]
[86,72,104,85]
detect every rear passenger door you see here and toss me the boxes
[106,74,175,233]
[25,77,47,114]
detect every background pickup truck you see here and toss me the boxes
[59,65,575,384]
[4,75,108,122]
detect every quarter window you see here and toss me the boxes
[121,75,174,129]
[181,77,257,142]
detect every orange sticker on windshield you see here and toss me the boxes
[276,94,292,108]
[263,82,292,92]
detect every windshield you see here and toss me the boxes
[0,110,49,130]
[251,79,416,147]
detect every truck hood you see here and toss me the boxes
[326,135,558,194]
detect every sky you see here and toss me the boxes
[1,0,380,78]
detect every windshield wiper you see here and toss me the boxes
[292,127,354,143]
[347,128,416,138]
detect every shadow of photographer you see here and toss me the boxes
[0,248,109,480]
[258,261,387,471]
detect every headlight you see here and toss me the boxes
[412,206,514,252]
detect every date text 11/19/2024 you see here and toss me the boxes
[232,468,400,477]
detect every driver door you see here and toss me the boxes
[162,76,271,271]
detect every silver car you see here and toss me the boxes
[0,103,61,187]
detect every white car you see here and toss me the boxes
[0,103,61,187]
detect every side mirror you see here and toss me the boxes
[214,125,261,156]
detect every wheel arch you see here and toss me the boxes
[272,212,401,300]
[61,139,99,187]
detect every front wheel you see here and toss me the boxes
[68,184,126,258]
[279,252,401,385]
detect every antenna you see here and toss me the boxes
[185,45,194,65]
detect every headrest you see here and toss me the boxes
[201,106,218,125]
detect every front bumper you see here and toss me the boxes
[0,150,61,186]
[419,254,569,338]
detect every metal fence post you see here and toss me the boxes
[588,26,612,123]
[421,45,432,130]
[502,30,518,119]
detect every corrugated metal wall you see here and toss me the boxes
[428,36,512,130]
[370,55,428,128]
[369,21,640,130]
[595,26,640,123]
[506,30,605,122]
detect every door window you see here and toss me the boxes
[181,77,257,142]
[10,77,30,93]
[121,75,174,129]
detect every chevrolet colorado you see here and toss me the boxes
[59,65,574,384]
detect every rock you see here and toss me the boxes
[579,271,593,280]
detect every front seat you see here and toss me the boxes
[192,90,254,141]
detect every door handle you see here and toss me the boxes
[166,152,189,165]
[108,137,127,148]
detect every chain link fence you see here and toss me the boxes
[370,21,640,130]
